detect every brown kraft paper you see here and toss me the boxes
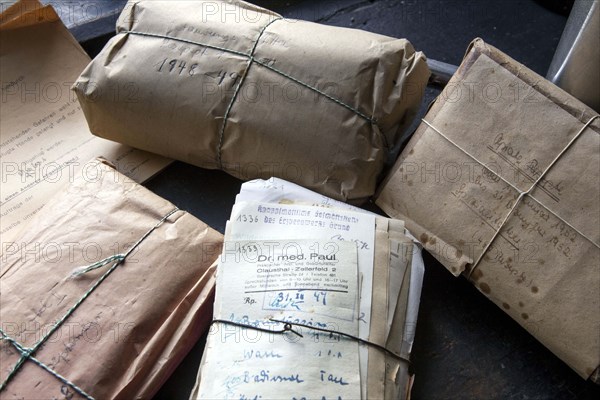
[377,38,600,380]
[0,158,223,399]
[73,0,430,203]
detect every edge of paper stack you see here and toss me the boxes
[190,177,425,400]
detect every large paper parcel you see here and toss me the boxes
[0,159,223,399]
[377,39,600,380]
[73,0,429,202]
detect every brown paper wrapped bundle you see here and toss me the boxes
[0,159,223,399]
[73,0,430,203]
[377,39,600,380]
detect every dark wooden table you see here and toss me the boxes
[57,0,600,398]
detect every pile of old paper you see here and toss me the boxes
[3,0,600,397]
[190,178,424,400]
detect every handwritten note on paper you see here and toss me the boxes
[0,2,170,243]
[226,201,375,328]
[197,240,361,400]
[376,42,600,379]
[235,178,374,215]
[225,200,375,392]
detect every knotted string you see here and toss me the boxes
[70,254,126,278]
[421,115,599,277]
[0,208,182,398]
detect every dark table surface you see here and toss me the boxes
[63,0,600,399]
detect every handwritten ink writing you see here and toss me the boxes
[357,312,366,324]
[550,220,577,243]
[486,244,534,287]
[243,349,283,360]
[511,198,573,259]
[155,58,198,76]
[330,234,369,250]
[315,349,343,358]
[313,291,327,306]
[491,133,523,164]
[320,370,349,386]
[482,167,501,183]
[244,370,304,384]
[521,197,550,221]
[546,236,571,258]
[47,312,103,370]
[513,209,546,238]
[504,226,521,245]
[525,159,564,198]
[270,291,305,311]
[452,183,504,228]
[31,292,67,321]
[239,395,261,400]
[309,331,342,344]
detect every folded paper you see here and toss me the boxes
[73,0,430,203]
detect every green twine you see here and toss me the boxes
[0,208,181,398]
[216,17,283,169]
[0,330,94,399]
[70,254,126,277]
[122,18,384,167]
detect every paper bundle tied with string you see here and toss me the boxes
[72,0,429,203]
[0,159,223,399]
[376,39,600,380]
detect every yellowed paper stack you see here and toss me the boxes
[190,178,425,399]
[0,159,223,399]
[377,39,600,380]
[73,0,430,203]
[0,0,170,245]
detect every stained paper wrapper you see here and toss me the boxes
[0,158,223,399]
[377,39,600,380]
[73,0,430,203]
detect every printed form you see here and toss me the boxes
[199,239,361,399]
[191,180,427,400]
[225,201,376,399]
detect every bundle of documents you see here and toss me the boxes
[191,178,425,399]
[0,159,222,399]
[73,0,429,202]
[377,39,600,380]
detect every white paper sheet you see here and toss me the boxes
[237,178,376,215]
[198,239,361,400]
[192,178,427,400]
[226,200,376,398]
[0,2,170,243]
[239,178,425,354]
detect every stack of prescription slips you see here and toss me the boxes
[191,178,425,400]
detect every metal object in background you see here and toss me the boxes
[547,0,600,112]
[426,58,458,87]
